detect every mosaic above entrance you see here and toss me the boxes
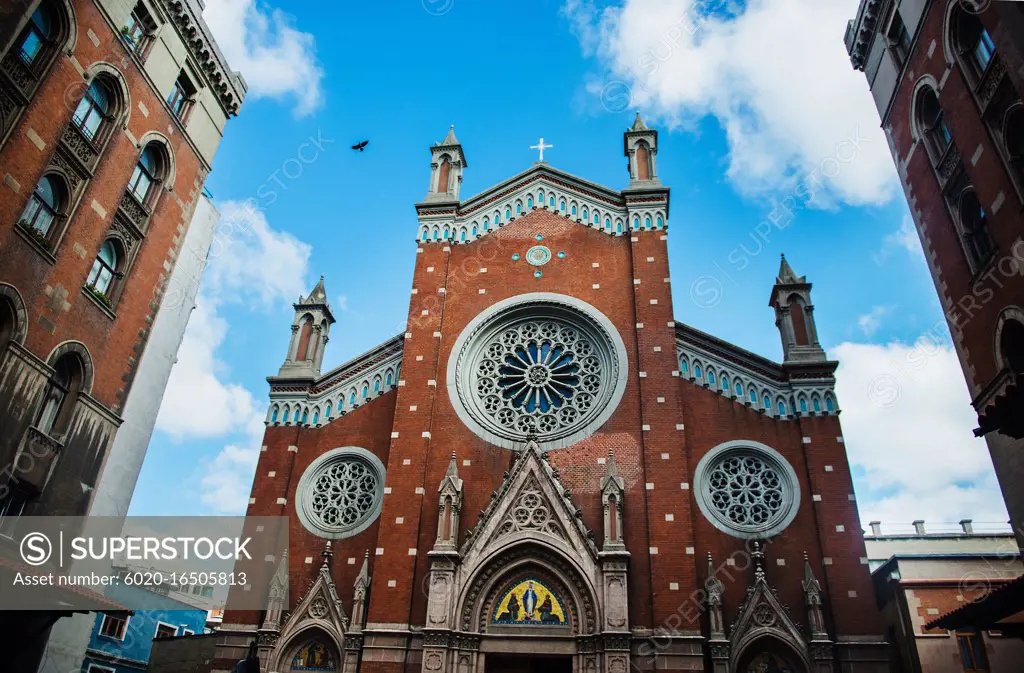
[491,578,567,625]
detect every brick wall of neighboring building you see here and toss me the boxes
[847,0,1024,547]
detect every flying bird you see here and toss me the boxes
[351,140,369,152]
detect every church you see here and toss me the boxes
[218,117,890,673]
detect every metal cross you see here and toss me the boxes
[530,137,553,162]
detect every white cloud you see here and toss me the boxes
[155,298,263,439]
[876,213,923,263]
[833,339,1009,527]
[856,305,889,337]
[205,200,313,305]
[203,0,324,117]
[155,200,312,512]
[565,0,898,205]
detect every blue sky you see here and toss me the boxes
[128,0,1008,532]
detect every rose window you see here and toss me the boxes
[449,294,627,449]
[693,442,800,539]
[296,447,386,539]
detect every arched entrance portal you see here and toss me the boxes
[277,630,342,673]
[734,638,807,673]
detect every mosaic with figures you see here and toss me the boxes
[491,578,567,625]
[291,639,338,671]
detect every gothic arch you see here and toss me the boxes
[732,634,810,673]
[0,283,29,345]
[457,539,600,635]
[272,625,343,673]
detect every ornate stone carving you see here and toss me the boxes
[118,191,151,231]
[60,124,100,170]
[295,447,385,540]
[488,475,567,543]
[309,597,328,619]
[0,83,18,139]
[977,57,1007,111]
[422,631,450,647]
[48,150,84,194]
[937,145,963,190]
[343,633,363,651]
[424,652,444,670]
[1,52,36,96]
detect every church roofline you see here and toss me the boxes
[269,332,404,393]
[674,320,786,382]
[418,162,667,218]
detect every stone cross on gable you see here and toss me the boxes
[530,137,553,162]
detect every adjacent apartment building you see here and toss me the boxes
[845,0,1024,628]
[0,0,243,670]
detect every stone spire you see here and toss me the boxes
[624,112,660,188]
[425,124,467,202]
[351,550,371,631]
[631,111,648,131]
[600,449,626,550]
[435,451,464,551]
[278,276,335,379]
[769,254,826,364]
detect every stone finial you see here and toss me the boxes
[913,520,926,535]
[752,541,766,583]
[868,521,882,536]
[446,451,459,477]
[960,519,974,534]
[322,540,333,565]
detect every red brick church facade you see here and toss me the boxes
[222,119,890,673]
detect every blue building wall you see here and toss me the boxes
[81,583,208,673]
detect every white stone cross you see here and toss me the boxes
[530,137,553,162]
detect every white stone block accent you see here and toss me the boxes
[825,465,834,472]
[665,513,674,521]
[415,486,425,495]
[685,547,695,555]
[680,482,689,490]
[276,498,287,505]
[384,487,392,494]
[408,548,417,556]
[391,431,400,438]
[268,471,276,477]
[669,582,679,591]
[835,525,845,532]
[645,482,654,490]
[812,494,822,502]
[375,548,384,555]
[422,431,432,438]
[802,437,811,444]
[305,556,313,564]
[396,517,404,524]
[402,458,411,466]
[388,580,397,587]
[649,547,659,554]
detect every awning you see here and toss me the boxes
[927,573,1024,633]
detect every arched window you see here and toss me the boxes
[72,78,114,142]
[505,208,511,220]
[312,411,319,425]
[483,217,490,231]
[694,364,703,380]
[680,358,689,374]
[37,353,84,437]
[763,394,771,409]
[656,216,664,229]
[593,211,600,225]
[431,227,439,241]
[616,220,623,234]
[1000,318,1024,374]
[516,201,522,215]
[436,156,451,193]
[271,406,279,423]
[559,199,566,212]
[282,405,290,423]
[958,189,995,269]
[549,195,555,208]
[636,142,651,180]
[19,174,65,241]
[128,143,165,206]
[349,390,356,405]
[86,239,122,301]
[471,225,477,237]
[538,189,545,202]
[707,369,716,386]
[735,381,743,398]
[721,375,730,391]
[0,296,17,356]
[301,409,308,424]
[777,399,786,416]
[443,226,450,240]
[295,316,313,362]
[325,403,332,419]
[460,228,466,242]
[373,377,381,393]
[812,396,822,413]
[632,217,640,230]
[421,229,428,242]
[16,2,58,68]
[361,384,368,399]
[825,395,835,412]
[799,397,808,413]
[582,207,588,221]
[749,387,757,404]
[386,371,393,387]
[338,400,344,414]
[527,196,533,209]
[916,86,953,164]
[571,204,577,216]
[953,8,996,78]
[604,217,611,231]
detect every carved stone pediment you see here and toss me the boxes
[272,544,348,671]
[460,438,599,566]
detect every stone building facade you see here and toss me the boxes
[217,119,890,673]
[0,0,242,669]
[845,0,1024,546]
